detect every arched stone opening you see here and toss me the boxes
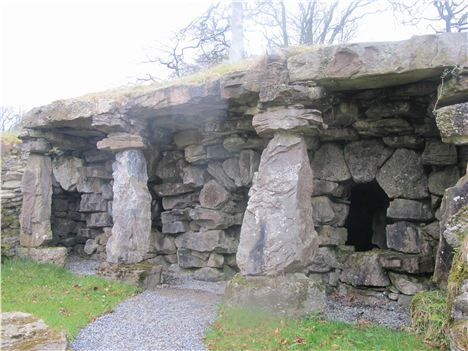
[344,182,389,251]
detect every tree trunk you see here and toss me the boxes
[230,0,244,62]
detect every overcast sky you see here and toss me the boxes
[1,0,424,110]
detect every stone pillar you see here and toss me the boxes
[226,106,326,316]
[19,154,53,247]
[101,137,152,263]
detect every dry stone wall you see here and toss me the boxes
[144,118,263,282]
[50,149,114,260]
[1,140,26,256]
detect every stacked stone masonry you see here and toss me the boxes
[1,140,26,256]
[13,33,468,336]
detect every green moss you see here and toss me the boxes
[410,290,449,349]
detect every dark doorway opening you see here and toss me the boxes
[345,182,390,251]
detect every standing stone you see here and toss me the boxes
[344,140,393,183]
[376,149,429,199]
[311,143,351,182]
[238,150,260,186]
[434,168,468,285]
[106,150,152,263]
[237,133,318,275]
[20,155,53,247]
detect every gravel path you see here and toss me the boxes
[324,295,411,330]
[70,287,221,351]
[67,256,410,350]
[65,255,100,276]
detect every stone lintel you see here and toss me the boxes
[97,132,146,152]
[252,106,324,136]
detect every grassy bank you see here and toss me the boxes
[1,258,139,339]
[206,307,433,351]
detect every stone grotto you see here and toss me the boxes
[2,32,467,347]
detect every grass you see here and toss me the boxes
[74,55,264,103]
[410,290,449,349]
[1,258,139,339]
[206,307,434,351]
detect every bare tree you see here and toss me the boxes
[0,106,23,132]
[142,2,230,80]
[230,1,245,62]
[143,0,378,79]
[389,0,468,33]
[251,0,377,49]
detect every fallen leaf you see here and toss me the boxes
[294,336,305,344]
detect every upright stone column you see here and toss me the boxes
[106,149,152,263]
[226,106,326,316]
[19,154,53,247]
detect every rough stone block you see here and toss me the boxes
[311,143,351,182]
[386,221,422,254]
[97,133,145,151]
[422,140,458,165]
[17,246,67,266]
[387,199,433,221]
[340,251,390,287]
[376,149,428,199]
[86,212,113,228]
[225,273,326,317]
[436,102,468,145]
[97,262,162,289]
[174,230,238,253]
[317,226,348,246]
[252,107,323,136]
[79,193,107,212]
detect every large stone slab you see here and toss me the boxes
[237,133,318,276]
[252,106,323,136]
[20,154,53,247]
[106,150,152,263]
[288,33,468,90]
[376,149,428,199]
[1,312,67,351]
[225,273,326,317]
[436,102,468,145]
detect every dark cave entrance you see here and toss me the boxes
[345,182,390,251]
